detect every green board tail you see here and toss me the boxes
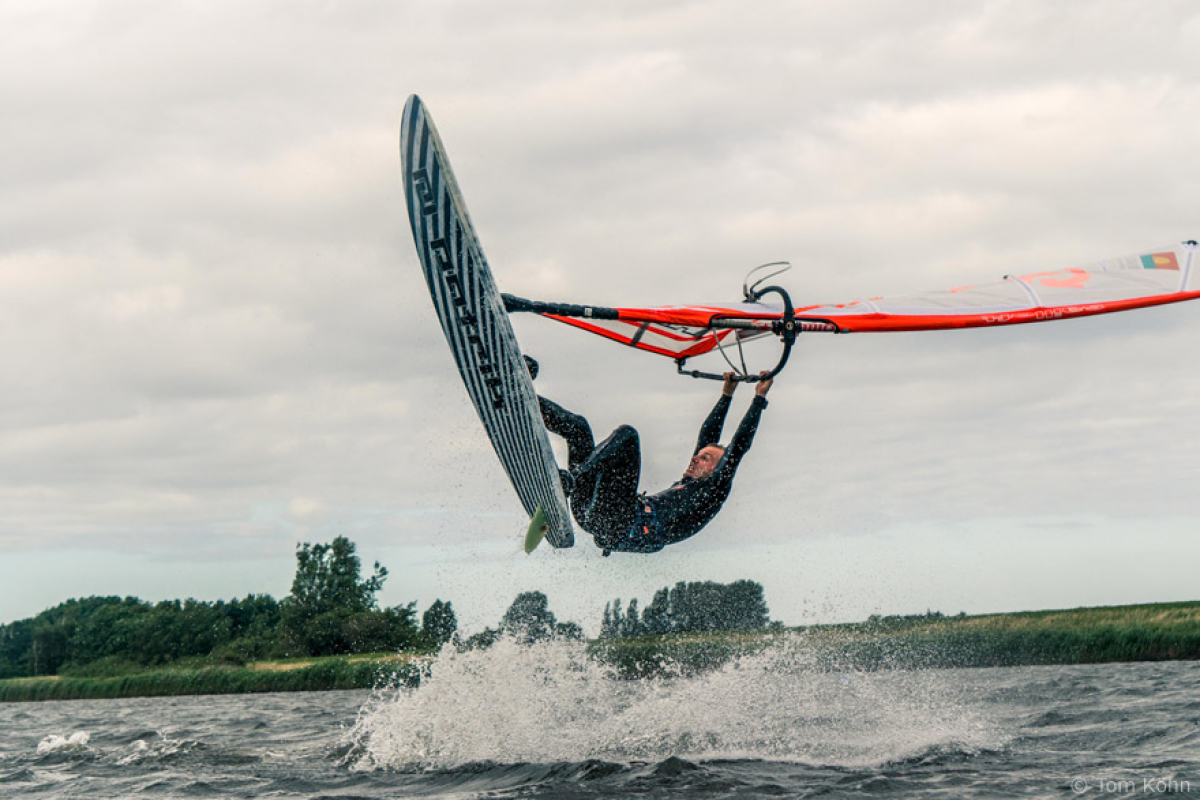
[524,506,549,554]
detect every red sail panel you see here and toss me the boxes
[544,314,759,358]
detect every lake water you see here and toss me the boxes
[1,639,1197,797]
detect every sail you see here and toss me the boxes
[542,242,1199,359]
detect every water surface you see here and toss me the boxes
[2,640,1196,797]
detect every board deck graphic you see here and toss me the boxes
[400,95,573,549]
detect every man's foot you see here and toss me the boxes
[523,355,539,381]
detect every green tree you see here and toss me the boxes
[69,597,151,664]
[499,591,581,644]
[642,588,671,635]
[280,537,419,657]
[223,594,281,639]
[350,604,420,652]
[553,620,584,640]
[213,594,284,662]
[293,604,420,656]
[500,591,558,642]
[601,580,773,638]
[0,619,33,678]
[600,598,622,639]
[462,627,501,650]
[286,536,387,619]
[31,621,70,676]
[421,600,457,646]
[620,598,642,638]
[720,580,770,631]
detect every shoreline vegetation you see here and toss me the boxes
[598,600,1200,678]
[4,600,1197,703]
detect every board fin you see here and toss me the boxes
[524,506,549,554]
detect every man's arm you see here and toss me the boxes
[717,373,773,474]
[694,372,738,454]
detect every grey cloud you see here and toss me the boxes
[2,0,1199,623]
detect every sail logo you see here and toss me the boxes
[1019,267,1091,289]
[1140,252,1179,270]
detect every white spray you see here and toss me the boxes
[347,634,1003,772]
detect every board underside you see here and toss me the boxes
[400,95,574,549]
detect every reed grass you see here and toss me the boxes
[0,656,419,703]
[595,601,1200,678]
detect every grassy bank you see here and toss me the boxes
[3,601,1197,702]
[597,601,1200,678]
[0,654,422,703]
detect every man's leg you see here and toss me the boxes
[535,390,641,542]
[538,396,594,471]
[570,424,641,542]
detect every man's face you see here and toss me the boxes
[683,446,725,479]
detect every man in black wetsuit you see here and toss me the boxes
[531,360,773,554]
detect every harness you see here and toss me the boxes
[600,494,666,556]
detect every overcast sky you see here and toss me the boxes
[2,1,1198,633]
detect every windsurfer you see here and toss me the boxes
[529,358,773,554]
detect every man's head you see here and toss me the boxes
[683,444,726,479]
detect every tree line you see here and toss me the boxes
[466,579,777,646]
[0,536,456,678]
[600,579,777,638]
[0,535,778,679]
[460,590,584,649]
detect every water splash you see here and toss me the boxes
[35,732,90,756]
[347,635,1003,772]
[115,732,192,766]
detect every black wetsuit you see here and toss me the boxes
[539,392,769,554]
